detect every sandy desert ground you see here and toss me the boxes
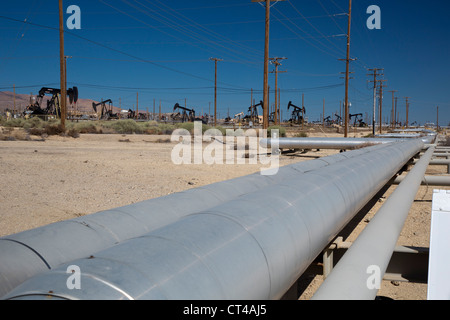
[0,127,448,300]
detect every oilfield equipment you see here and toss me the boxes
[349,113,367,127]
[234,112,245,126]
[287,101,306,125]
[244,100,263,125]
[2,131,449,300]
[92,99,118,120]
[25,86,78,118]
[269,109,280,124]
[172,103,206,124]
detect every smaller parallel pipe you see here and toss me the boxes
[393,175,450,186]
[312,146,435,300]
[260,137,397,150]
[433,153,450,157]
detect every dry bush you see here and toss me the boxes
[67,128,80,138]
[0,128,31,141]
[44,123,65,136]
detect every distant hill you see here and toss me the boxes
[0,91,122,115]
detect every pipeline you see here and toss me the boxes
[260,136,435,150]
[312,146,435,300]
[0,143,391,297]
[394,175,450,187]
[2,139,424,300]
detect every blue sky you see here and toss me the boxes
[0,0,449,125]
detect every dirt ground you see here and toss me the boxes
[0,126,448,300]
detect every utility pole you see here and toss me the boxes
[269,57,287,125]
[58,0,66,130]
[395,97,398,128]
[278,88,281,123]
[323,99,325,128]
[377,80,387,134]
[136,92,139,120]
[13,84,16,115]
[153,99,155,121]
[339,0,353,138]
[159,100,161,122]
[388,90,397,129]
[367,68,384,135]
[209,57,222,127]
[437,106,439,131]
[302,93,305,131]
[64,55,72,115]
[252,0,285,130]
[405,97,410,128]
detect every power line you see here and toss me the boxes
[107,0,262,64]
[287,0,346,56]
[0,14,248,89]
[271,7,343,60]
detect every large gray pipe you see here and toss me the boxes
[3,140,423,300]
[0,143,390,297]
[312,146,435,300]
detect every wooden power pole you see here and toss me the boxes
[58,0,66,130]
[252,0,285,131]
[388,90,398,129]
[136,92,139,120]
[377,80,387,134]
[437,105,439,131]
[367,68,384,135]
[269,57,287,125]
[209,57,222,127]
[405,97,410,128]
[340,0,353,138]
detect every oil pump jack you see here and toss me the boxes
[335,114,342,126]
[349,113,367,127]
[244,100,263,124]
[269,109,280,124]
[26,86,78,118]
[92,99,118,120]
[287,101,306,125]
[173,103,207,124]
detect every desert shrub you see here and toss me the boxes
[22,117,45,130]
[102,119,143,134]
[67,128,80,138]
[1,128,30,141]
[71,122,100,134]
[294,131,308,138]
[28,127,46,136]
[143,127,161,135]
[3,118,25,128]
[157,123,176,135]
[44,123,65,135]
[177,122,195,133]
